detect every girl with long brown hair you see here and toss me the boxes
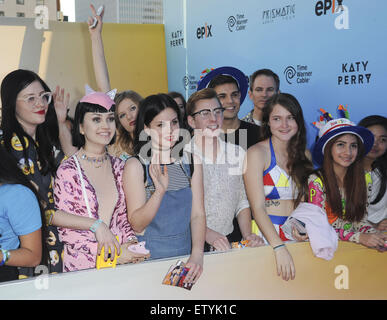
[307,114,386,250]
[243,93,313,281]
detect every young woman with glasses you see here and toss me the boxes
[0,69,76,277]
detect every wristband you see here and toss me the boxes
[90,219,103,233]
[0,249,10,266]
[273,244,285,251]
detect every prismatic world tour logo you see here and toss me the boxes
[262,4,296,24]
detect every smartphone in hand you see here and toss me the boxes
[89,5,104,29]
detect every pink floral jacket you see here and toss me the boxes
[54,154,136,272]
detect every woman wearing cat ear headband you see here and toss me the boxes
[53,87,149,272]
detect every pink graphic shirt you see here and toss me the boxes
[54,155,136,272]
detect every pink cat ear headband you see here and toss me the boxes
[79,85,117,111]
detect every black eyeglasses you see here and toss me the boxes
[191,107,225,120]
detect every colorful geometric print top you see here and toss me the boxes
[263,137,297,200]
[307,173,376,243]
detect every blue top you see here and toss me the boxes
[0,184,42,251]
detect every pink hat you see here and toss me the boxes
[80,85,117,111]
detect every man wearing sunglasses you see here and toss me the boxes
[184,88,264,252]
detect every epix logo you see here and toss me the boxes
[315,0,342,16]
[314,0,349,30]
[196,23,213,39]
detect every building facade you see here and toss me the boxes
[0,0,58,20]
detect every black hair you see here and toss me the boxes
[208,74,240,91]
[358,115,387,204]
[167,91,189,131]
[72,101,116,148]
[133,93,183,157]
[0,69,60,176]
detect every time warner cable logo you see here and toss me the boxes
[284,66,296,84]
[284,65,313,84]
[227,14,248,32]
[227,16,237,32]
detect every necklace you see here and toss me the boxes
[80,149,109,168]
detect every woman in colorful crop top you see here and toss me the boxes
[304,113,387,250]
[244,93,313,281]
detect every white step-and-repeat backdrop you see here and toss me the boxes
[164,0,387,148]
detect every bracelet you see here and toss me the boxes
[273,244,285,251]
[0,249,10,266]
[90,219,103,233]
[46,210,55,226]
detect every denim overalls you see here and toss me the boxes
[137,156,193,260]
